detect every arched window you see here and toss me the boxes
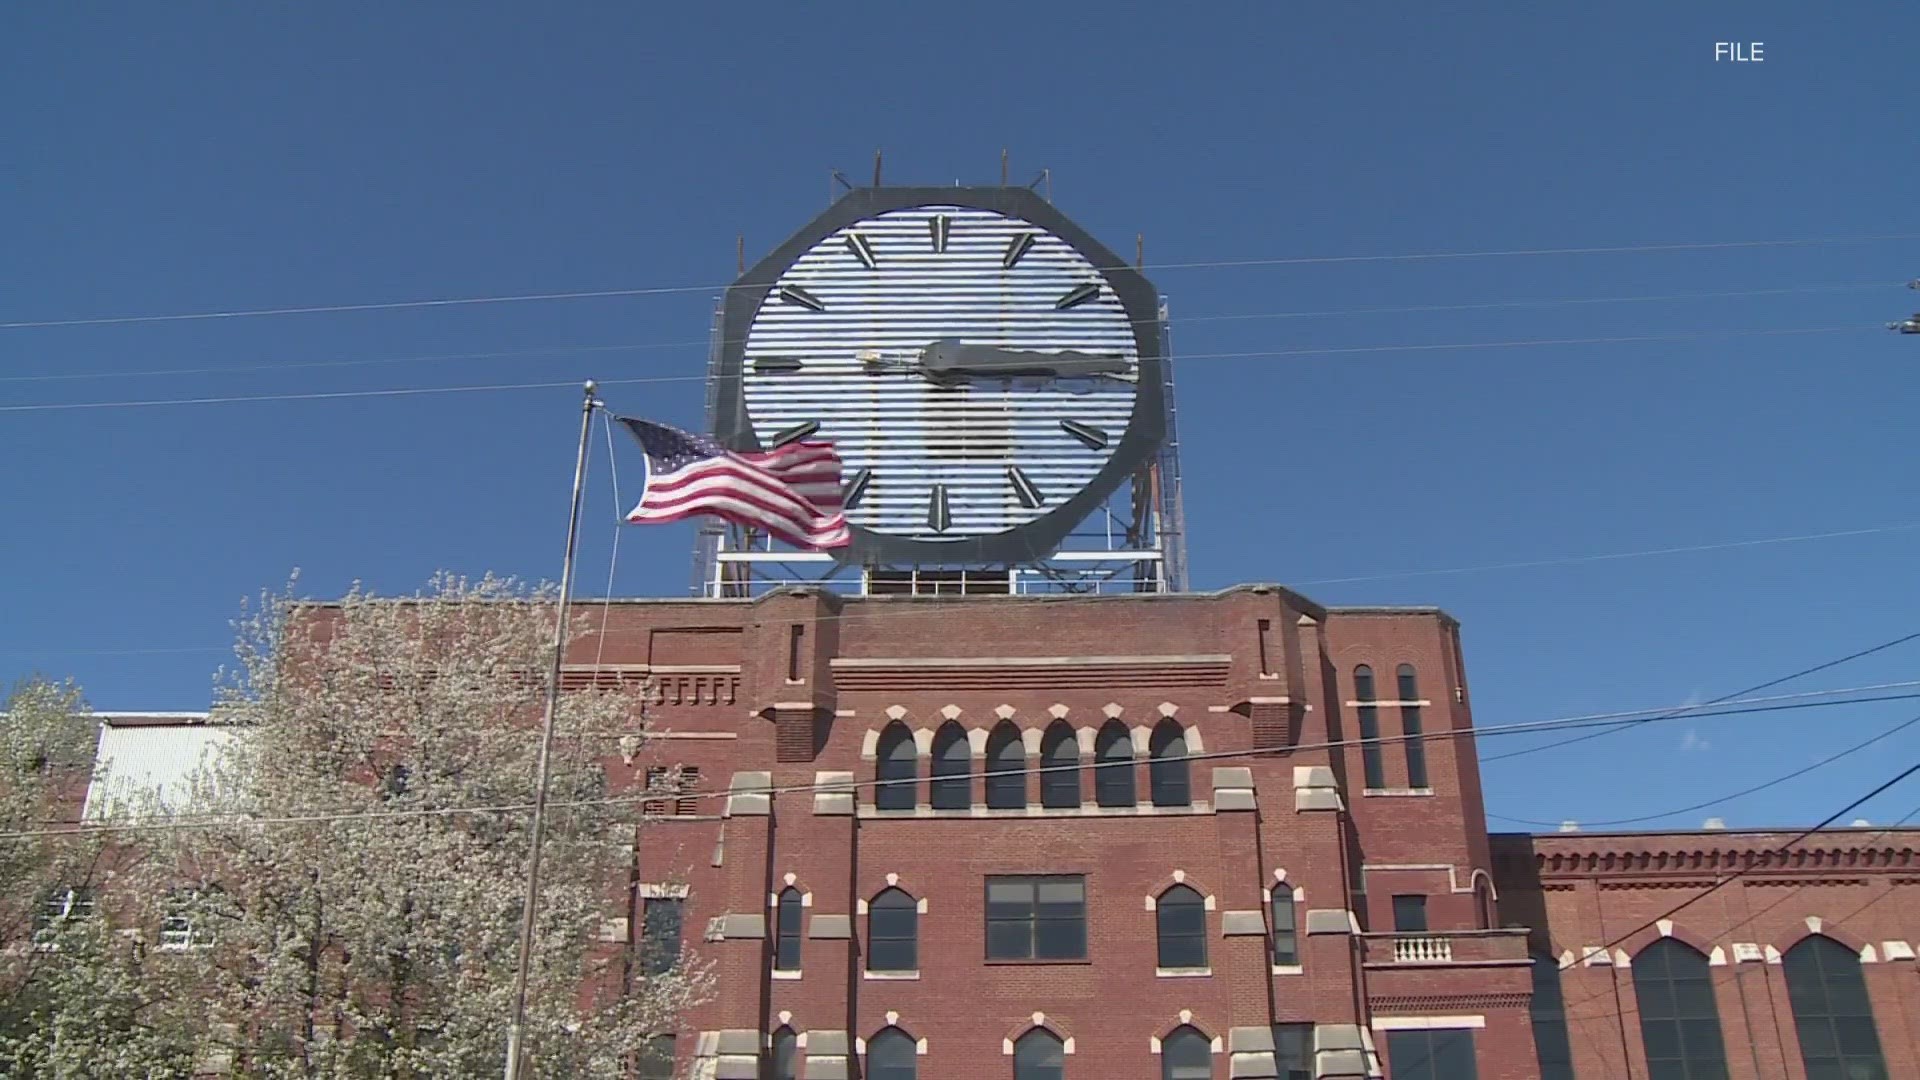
[1354,665,1384,790]
[929,722,971,810]
[1632,939,1728,1079]
[1093,721,1134,808]
[1156,884,1208,970]
[1162,1025,1212,1080]
[867,887,918,974]
[1013,1028,1065,1080]
[1039,722,1080,809]
[875,722,917,811]
[770,1026,800,1080]
[1148,721,1191,807]
[1529,954,1576,1080]
[1474,876,1496,931]
[985,722,1027,809]
[1784,935,1888,1079]
[867,1026,916,1080]
[1270,887,1298,966]
[774,888,803,973]
[1397,664,1428,789]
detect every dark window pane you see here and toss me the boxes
[929,723,971,809]
[1401,703,1427,788]
[1271,891,1298,965]
[638,1035,676,1080]
[1784,935,1888,1080]
[1273,1023,1312,1080]
[1396,663,1418,702]
[1354,665,1375,701]
[987,919,1034,959]
[1392,895,1427,933]
[1039,724,1080,808]
[1163,1026,1211,1080]
[868,1027,917,1080]
[1358,705,1385,789]
[1093,723,1134,807]
[868,888,918,972]
[1149,723,1191,807]
[1156,886,1207,969]
[775,888,803,971]
[1632,940,1729,1080]
[875,724,917,810]
[640,897,683,977]
[1014,1029,1064,1080]
[771,1027,799,1080]
[1386,1029,1478,1080]
[986,725,1027,809]
[1529,954,1577,1080]
[986,875,1085,961]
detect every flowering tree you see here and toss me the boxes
[13,575,707,1078]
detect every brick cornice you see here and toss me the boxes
[1368,992,1531,1013]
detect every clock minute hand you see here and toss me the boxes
[916,339,1129,382]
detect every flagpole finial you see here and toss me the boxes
[583,379,598,397]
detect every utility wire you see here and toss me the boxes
[11,683,1920,841]
[1483,630,1920,765]
[6,232,1917,331]
[0,324,1876,415]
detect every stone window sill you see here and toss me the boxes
[1156,966,1212,978]
[863,970,920,981]
[1362,788,1435,798]
[772,969,802,981]
[1271,963,1304,976]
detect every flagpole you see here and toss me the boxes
[503,380,599,1080]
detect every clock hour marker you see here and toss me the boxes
[753,356,803,374]
[778,285,826,311]
[1007,466,1044,509]
[769,420,820,448]
[1055,282,1101,309]
[1060,419,1109,450]
[1002,232,1037,269]
[842,467,872,510]
[844,233,878,270]
[927,484,952,533]
[929,215,950,253]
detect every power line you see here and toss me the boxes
[5,232,1915,331]
[0,324,1876,415]
[3,281,1893,387]
[11,683,1920,841]
[1482,629,1920,766]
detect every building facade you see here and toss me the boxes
[76,584,1920,1079]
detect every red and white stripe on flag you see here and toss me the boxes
[623,421,850,551]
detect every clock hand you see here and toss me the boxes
[915,339,1129,382]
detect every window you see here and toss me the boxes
[1385,1029,1477,1080]
[929,722,970,810]
[1039,722,1080,808]
[1474,877,1496,930]
[1148,721,1191,808]
[771,1026,799,1080]
[1632,939,1728,1080]
[1257,617,1273,675]
[1270,889,1298,966]
[1397,664,1427,788]
[787,623,804,681]
[637,1034,676,1080]
[1156,885,1208,969]
[1014,1028,1064,1080]
[640,896,683,976]
[674,766,701,816]
[1162,1025,1211,1080]
[867,887,917,973]
[1530,953,1577,1080]
[1783,935,1888,1080]
[642,765,671,815]
[867,1026,916,1080]
[985,875,1086,961]
[985,723,1026,809]
[774,888,803,972]
[33,886,94,946]
[1392,895,1428,933]
[875,722,917,810]
[1093,721,1134,808]
[1273,1023,1312,1080]
[1355,665,1385,789]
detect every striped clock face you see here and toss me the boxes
[740,204,1141,542]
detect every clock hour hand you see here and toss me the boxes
[915,339,1129,383]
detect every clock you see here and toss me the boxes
[714,186,1165,565]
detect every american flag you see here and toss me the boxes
[618,417,851,550]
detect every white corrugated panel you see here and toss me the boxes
[83,722,240,821]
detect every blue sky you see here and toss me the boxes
[5,4,1918,832]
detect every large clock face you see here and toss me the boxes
[716,187,1164,565]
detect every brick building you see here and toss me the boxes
[74,584,1920,1078]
